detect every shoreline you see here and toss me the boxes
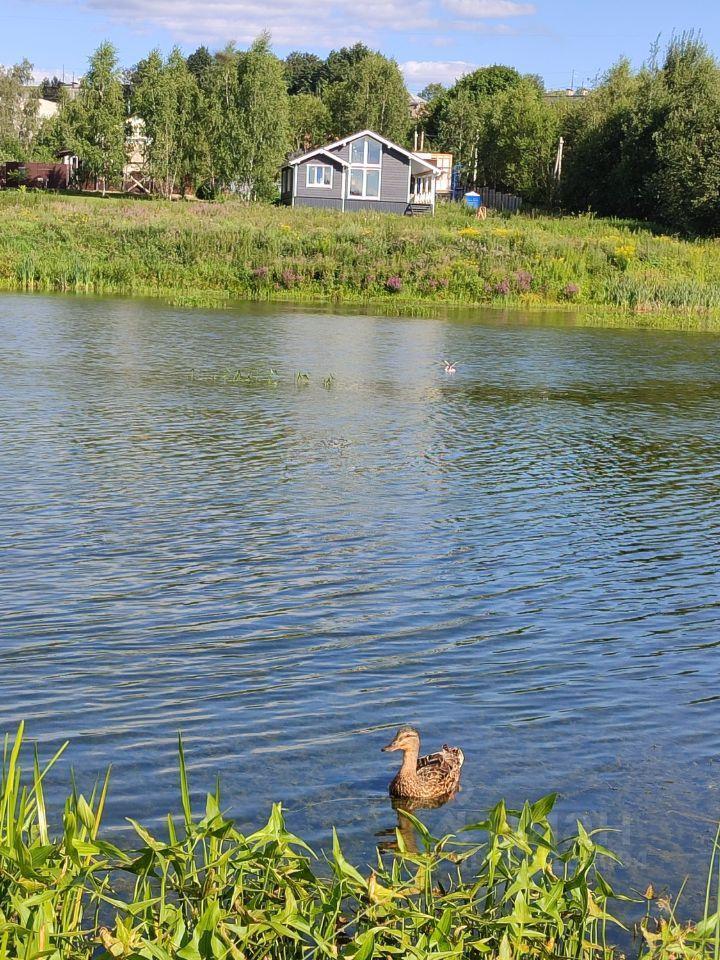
[1,192,720,333]
[3,284,719,335]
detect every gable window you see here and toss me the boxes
[348,136,382,198]
[306,164,333,188]
[350,136,382,165]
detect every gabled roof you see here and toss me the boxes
[287,148,349,167]
[289,129,440,174]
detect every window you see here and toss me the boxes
[350,136,381,166]
[306,164,333,188]
[348,136,382,199]
[348,168,380,198]
[281,167,293,194]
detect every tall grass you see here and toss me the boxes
[1,725,718,960]
[1,193,720,329]
[0,722,115,959]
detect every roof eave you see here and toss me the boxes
[288,148,349,167]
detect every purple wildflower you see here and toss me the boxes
[494,278,511,296]
[386,276,402,293]
[281,268,300,288]
[516,269,533,292]
[563,282,580,299]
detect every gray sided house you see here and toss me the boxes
[280,130,440,215]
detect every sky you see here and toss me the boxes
[1,0,719,93]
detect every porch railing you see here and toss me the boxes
[410,191,434,205]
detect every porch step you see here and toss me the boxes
[404,203,433,216]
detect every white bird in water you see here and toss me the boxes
[443,360,457,374]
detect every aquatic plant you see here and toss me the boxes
[0,723,118,960]
[196,367,280,386]
[3,724,720,960]
[0,725,629,960]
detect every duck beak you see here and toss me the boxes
[382,740,400,752]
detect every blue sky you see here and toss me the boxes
[1,0,718,92]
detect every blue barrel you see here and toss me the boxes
[464,191,481,209]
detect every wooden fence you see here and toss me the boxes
[1,162,72,190]
[476,187,522,212]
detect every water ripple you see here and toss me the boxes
[1,295,719,912]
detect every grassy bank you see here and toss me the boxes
[1,192,720,330]
[2,726,720,960]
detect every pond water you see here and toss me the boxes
[1,292,719,919]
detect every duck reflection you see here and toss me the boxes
[377,792,459,854]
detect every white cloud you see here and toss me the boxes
[401,59,477,90]
[67,0,535,48]
[81,0,416,47]
[441,0,534,16]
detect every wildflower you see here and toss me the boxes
[252,266,269,278]
[563,282,580,299]
[281,268,300,288]
[386,276,402,292]
[516,269,533,292]
[612,243,636,269]
[494,278,511,295]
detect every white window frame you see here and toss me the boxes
[306,163,333,189]
[348,166,382,200]
[347,136,382,200]
[350,136,382,166]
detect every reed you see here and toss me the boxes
[0,725,718,960]
[1,193,720,330]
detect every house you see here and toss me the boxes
[37,98,59,121]
[280,130,441,215]
[409,93,428,120]
[416,151,453,200]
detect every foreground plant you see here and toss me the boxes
[0,723,117,959]
[1,724,710,960]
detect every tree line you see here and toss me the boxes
[2,32,720,233]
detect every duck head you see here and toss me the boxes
[382,725,420,753]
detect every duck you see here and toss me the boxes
[443,360,457,374]
[381,726,464,801]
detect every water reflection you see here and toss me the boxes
[377,796,460,856]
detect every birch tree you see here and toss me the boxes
[233,35,290,199]
[73,43,126,194]
[325,52,409,142]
